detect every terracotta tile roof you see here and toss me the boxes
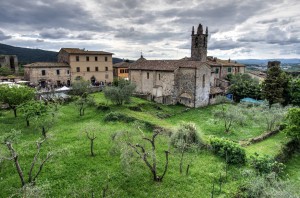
[129,57,207,71]
[180,56,245,67]
[206,57,245,67]
[113,61,131,68]
[60,48,113,55]
[24,62,70,68]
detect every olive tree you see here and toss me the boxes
[213,96,245,133]
[104,79,136,105]
[171,122,204,175]
[19,100,48,127]
[0,130,51,187]
[0,85,35,117]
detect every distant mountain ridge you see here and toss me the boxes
[0,43,123,64]
[1,43,298,65]
[236,59,300,65]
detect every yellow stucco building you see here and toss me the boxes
[58,48,113,84]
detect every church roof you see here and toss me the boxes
[24,62,70,68]
[60,48,113,55]
[113,61,131,68]
[206,56,244,67]
[129,57,207,71]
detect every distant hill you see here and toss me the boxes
[0,43,124,64]
[236,59,300,65]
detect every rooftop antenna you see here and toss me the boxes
[140,50,143,58]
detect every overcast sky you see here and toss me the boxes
[0,0,299,60]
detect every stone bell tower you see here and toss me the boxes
[191,24,208,62]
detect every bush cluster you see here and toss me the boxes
[210,137,246,165]
[171,122,205,148]
[249,153,285,175]
[97,104,111,111]
[104,112,136,123]
[128,106,142,112]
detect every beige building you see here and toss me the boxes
[129,24,245,107]
[58,48,113,84]
[113,61,130,80]
[24,62,70,87]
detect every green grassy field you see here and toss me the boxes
[0,93,297,197]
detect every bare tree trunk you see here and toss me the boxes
[86,132,96,156]
[6,142,25,186]
[13,108,17,118]
[42,126,46,138]
[179,150,184,174]
[186,164,190,175]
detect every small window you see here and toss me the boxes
[56,69,60,75]
[95,56,98,61]
[120,69,124,73]
[228,67,232,72]
[158,73,161,80]
[67,70,70,74]
[105,57,108,62]
[202,74,205,88]
[125,69,129,73]
[86,56,89,61]
[95,67,98,71]
[57,80,61,85]
[87,67,90,72]
[105,67,108,71]
[215,68,219,74]
[105,74,109,79]
[147,72,149,79]
[76,56,79,62]
[41,70,46,76]
[76,67,80,72]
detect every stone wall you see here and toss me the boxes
[24,66,70,86]
[130,70,176,105]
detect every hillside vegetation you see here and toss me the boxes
[0,93,299,197]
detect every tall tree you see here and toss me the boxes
[290,78,300,106]
[262,65,290,107]
[0,85,35,117]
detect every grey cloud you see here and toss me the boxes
[36,39,44,43]
[0,30,11,41]
[0,0,113,32]
[39,28,70,39]
[115,27,182,44]
[209,39,243,50]
[257,19,278,24]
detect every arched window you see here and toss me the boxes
[202,74,205,88]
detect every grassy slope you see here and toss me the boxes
[0,93,294,197]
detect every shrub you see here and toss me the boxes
[210,137,246,165]
[104,112,136,123]
[128,106,142,112]
[97,104,110,111]
[104,79,136,105]
[249,153,285,175]
[171,122,205,148]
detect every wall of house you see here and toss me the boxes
[176,68,196,107]
[195,65,211,107]
[24,67,70,86]
[68,54,113,83]
[130,70,175,104]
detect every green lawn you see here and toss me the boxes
[0,93,296,197]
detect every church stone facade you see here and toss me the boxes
[129,24,245,108]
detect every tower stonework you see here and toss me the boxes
[191,24,208,62]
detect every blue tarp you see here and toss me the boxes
[240,97,263,104]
